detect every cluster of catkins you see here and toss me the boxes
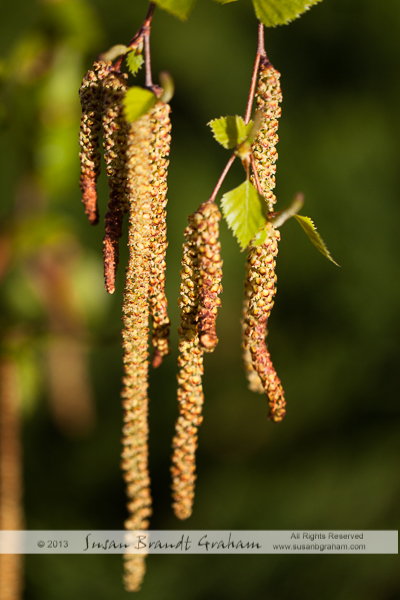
[243,57,286,422]
[78,50,285,592]
[79,59,171,592]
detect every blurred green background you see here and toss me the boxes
[0,0,399,598]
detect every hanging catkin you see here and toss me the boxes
[120,112,153,592]
[242,268,265,394]
[0,358,24,600]
[251,57,282,213]
[171,200,222,519]
[148,101,172,367]
[78,61,110,225]
[196,201,223,353]
[243,226,286,422]
[171,214,203,520]
[102,69,130,294]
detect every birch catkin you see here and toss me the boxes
[244,226,286,422]
[102,69,130,294]
[78,61,110,225]
[171,216,204,520]
[251,58,282,213]
[148,101,172,367]
[196,201,223,353]
[242,267,265,394]
[120,113,153,592]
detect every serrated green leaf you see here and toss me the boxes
[252,0,323,27]
[153,0,197,20]
[221,180,267,250]
[208,116,253,150]
[123,87,157,123]
[294,215,339,266]
[126,49,144,77]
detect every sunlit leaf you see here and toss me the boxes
[270,192,304,228]
[153,0,197,20]
[252,0,323,27]
[221,180,266,250]
[251,226,269,246]
[159,70,174,103]
[99,44,129,63]
[294,215,340,266]
[126,49,144,77]
[123,87,157,123]
[208,116,253,149]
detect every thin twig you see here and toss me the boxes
[244,22,266,125]
[209,154,236,202]
[127,2,156,49]
[144,24,153,88]
[114,3,156,77]
[208,21,267,201]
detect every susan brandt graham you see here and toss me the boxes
[82,532,262,553]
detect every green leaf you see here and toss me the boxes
[270,192,304,228]
[153,0,197,20]
[252,0,323,27]
[252,226,269,246]
[126,49,144,77]
[99,44,129,62]
[123,87,157,123]
[221,180,267,250]
[212,0,239,4]
[208,116,253,150]
[294,215,340,266]
[159,70,174,103]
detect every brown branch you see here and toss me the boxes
[209,153,236,202]
[114,2,156,81]
[244,22,266,125]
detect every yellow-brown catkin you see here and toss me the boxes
[148,102,171,368]
[171,216,204,520]
[251,58,282,213]
[194,201,223,353]
[243,226,286,422]
[120,113,153,592]
[242,270,265,394]
[78,61,110,225]
[101,69,130,294]
[0,358,24,600]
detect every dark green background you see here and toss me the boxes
[1,0,399,598]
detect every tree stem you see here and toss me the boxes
[210,154,236,202]
[244,22,266,125]
[143,3,156,88]
[209,21,267,202]
[115,2,156,85]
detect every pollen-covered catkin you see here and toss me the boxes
[242,268,265,394]
[171,217,204,520]
[101,69,130,294]
[194,201,223,352]
[78,61,110,225]
[251,58,282,213]
[243,226,286,422]
[120,113,153,592]
[148,101,172,367]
